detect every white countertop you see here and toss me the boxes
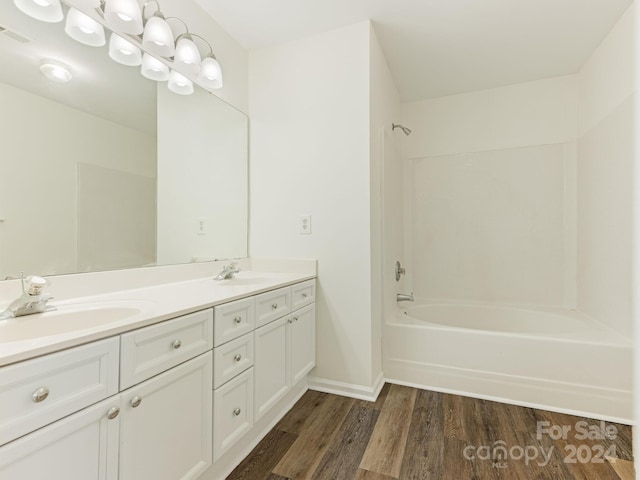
[0,270,315,367]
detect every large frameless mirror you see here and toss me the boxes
[0,0,248,279]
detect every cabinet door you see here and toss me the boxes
[254,317,288,420]
[119,352,213,480]
[289,304,316,385]
[0,396,120,480]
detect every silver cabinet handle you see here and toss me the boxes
[302,293,308,298]
[234,354,242,362]
[233,316,242,324]
[271,303,278,310]
[287,318,293,324]
[32,387,49,403]
[293,316,299,322]
[233,408,241,416]
[107,406,120,420]
[130,396,142,408]
[172,339,182,350]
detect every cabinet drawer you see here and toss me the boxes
[255,287,291,328]
[120,309,213,389]
[213,297,255,347]
[0,337,119,446]
[213,368,253,461]
[213,333,254,389]
[291,280,315,311]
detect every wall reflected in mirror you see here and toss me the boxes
[0,0,248,279]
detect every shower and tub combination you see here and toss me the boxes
[383,89,634,423]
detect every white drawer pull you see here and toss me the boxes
[107,406,120,420]
[271,303,278,310]
[130,396,142,408]
[32,387,49,403]
[302,293,308,298]
[234,354,242,362]
[233,408,241,416]
[172,339,182,350]
[233,316,242,324]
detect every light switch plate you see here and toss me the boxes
[298,215,311,234]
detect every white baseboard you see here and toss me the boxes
[384,358,633,425]
[308,371,386,402]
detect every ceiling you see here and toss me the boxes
[195,0,633,102]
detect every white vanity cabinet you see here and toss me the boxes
[0,309,214,480]
[254,280,316,421]
[119,351,213,480]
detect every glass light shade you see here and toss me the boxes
[141,53,170,81]
[197,56,223,89]
[104,0,143,35]
[13,0,63,23]
[65,8,105,47]
[40,61,72,83]
[168,70,193,95]
[72,0,100,8]
[141,14,175,58]
[173,35,201,75]
[108,33,142,66]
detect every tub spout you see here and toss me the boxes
[397,292,414,303]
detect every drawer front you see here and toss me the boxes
[213,333,254,389]
[0,337,119,446]
[255,287,291,328]
[213,297,255,347]
[120,309,213,389]
[213,368,253,461]
[291,280,315,311]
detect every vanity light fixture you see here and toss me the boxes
[108,32,142,66]
[13,0,64,23]
[167,69,193,95]
[141,52,169,81]
[40,60,72,82]
[141,1,174,57]
[188,33,223,89]
[64,7,105,46]
[173,33,201,75]
[103,0,143,35]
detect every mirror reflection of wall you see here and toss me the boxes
[0,0,248,279]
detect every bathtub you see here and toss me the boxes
[383,301,633,422]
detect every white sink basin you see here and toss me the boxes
[0,300,155,343]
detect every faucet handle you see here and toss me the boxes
[25,276,49,295]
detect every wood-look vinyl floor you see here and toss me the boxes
[227,384,634,480]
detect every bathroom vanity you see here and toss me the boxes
[0,268,316,480]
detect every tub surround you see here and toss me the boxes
[0,258,316,366]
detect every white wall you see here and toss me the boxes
[401,76,578,306]
[370,26,401,386]
[249,22,377,390]
[577,3,636,335]
[0,82,155,278]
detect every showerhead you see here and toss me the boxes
[392,123,412,136]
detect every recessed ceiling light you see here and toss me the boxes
[40,60,72,83]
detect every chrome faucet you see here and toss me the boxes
[214,261,240,280]
[397,292,414,303]
[1,275,56,318]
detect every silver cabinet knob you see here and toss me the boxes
[107,406,120,420]
[130,396,142,408]
[234,354,242,362]
[233,316,242,324]
[172,339,182,350]
[32,387,49,403]
[233,408,241,416]
[302,293,307,298]
[287,318,293,324]
[271,303,278,310]
[293,316,299,322]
